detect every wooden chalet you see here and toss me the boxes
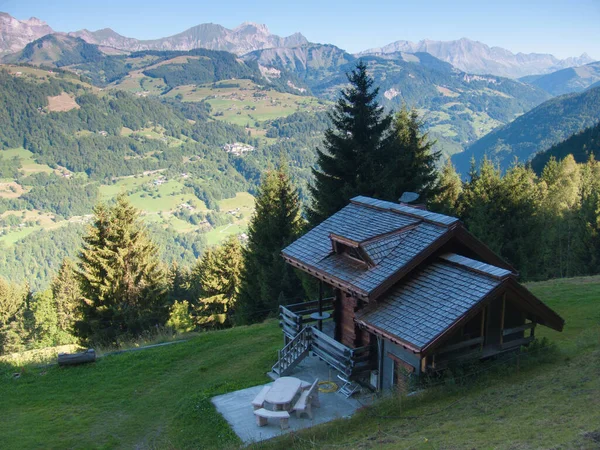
[272,196,564,392]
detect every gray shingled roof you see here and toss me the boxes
[351,196,460,226]
[439,253,512,279]
[356,258,501,349]
[282,196,455,295]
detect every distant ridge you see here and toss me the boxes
[522,61,600,96]
[359,37,594,78]
[452,86,600,174]
[68,22,308,55]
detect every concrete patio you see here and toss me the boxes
[211,354,375,444]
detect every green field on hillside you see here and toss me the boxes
[0,276,599,449]
[163,80,327,126]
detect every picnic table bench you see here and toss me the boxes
[293,378,320,419]
[254,408,290,429]
[252,385,271,410]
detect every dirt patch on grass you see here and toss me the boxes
[436,85,460,97]
[47,92,79,112]
[0,182,25,198]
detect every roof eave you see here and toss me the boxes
[281,253,370,299]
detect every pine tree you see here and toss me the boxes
[51,258,81,336]
[430,159,463,216]
[191,236,243,327]
[0,278,29,355]
[376,108,441,202]
[76,194,167,344]
[237,163,305,324]
[460,157,504,253]
[308,61,393,224]
[29,289,59,349]
[166,262,191,304]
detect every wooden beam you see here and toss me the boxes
[501,336,534,349]
[420,356,427,373]
[437,337,484,355]
[503,322,535,336]
[480,307,486,350]
[500,294,506,345]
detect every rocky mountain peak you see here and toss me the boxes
[0,12,54,54]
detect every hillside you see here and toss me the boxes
[0,66,324,288]
[523,60,600,96]
[359,37,594,78]
[1,276,598,449]
[2,34,105,67]
[531,121,600,173]
[246,45,551,156]
[452,85,600,174]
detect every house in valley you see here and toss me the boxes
[272,196,564,391]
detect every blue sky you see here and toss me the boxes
[2,0,599,59]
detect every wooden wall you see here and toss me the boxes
[334,290,370,349]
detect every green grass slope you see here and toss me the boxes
[1,276,599,449]
[0,321,281,449]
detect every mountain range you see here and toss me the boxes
[5,33,551,158]
[0,12,594,79]
[359,38,593,79]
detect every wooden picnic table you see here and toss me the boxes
[264,376,303,411]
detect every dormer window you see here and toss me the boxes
[338,243,364,262]
[329,233,371,266]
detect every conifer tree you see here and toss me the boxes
[76,194,166,343]
[0,278,29,354]
[309,61,393,224]
[237,163,304,324]
[29,290,59,349]
[430,159,463,216]
[376,108,441,202]
[191,236,243,327]
[51,258,81,336]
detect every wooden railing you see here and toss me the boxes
[502,322,536,349]
[273,324,373,378]
[279,298,335,339]
[272,327,312,376]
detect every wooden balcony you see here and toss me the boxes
[279,298,334,339]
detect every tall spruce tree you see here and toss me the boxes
[309,61,393,224]
[0,278,29,355]
[76,194,166,344]
[237,163,304,324]
[430,159,463,216]
[376,108,441,202]
[190,236,243,328]
[51,258,82,337]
